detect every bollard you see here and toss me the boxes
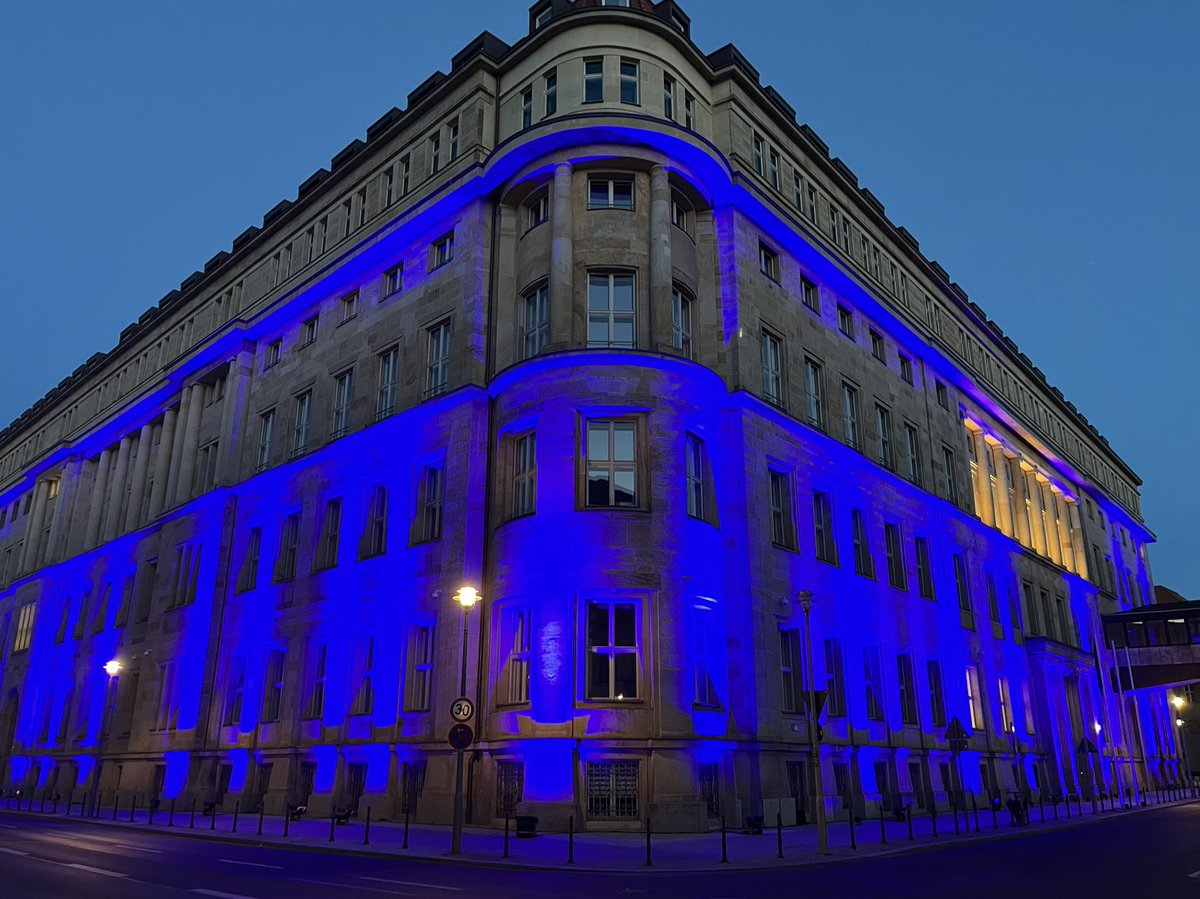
[148,800,155,827]
[190,799,196,830]
[971,794,980,833]
[403,808,410,849]
[991,800,998,830]
[568,815,575,865]
[362,806,371,846]
[879,805,887,844]
[777,811,784,859]
[931,805,938,837]
[129,794,137,823]
[65,790,73,816]
[1066,795,1072,819]
[257,805,264,837]
[720,815,727,864]
[283,808,289,838]
[953,802,960,835]
[232,800,240,834]
[503,814,510,858]
[169,798,176,827]
[1039,794,1045,823]
[645,816,652,867]
[907,806,914,841]
[1052,797,1059,822]
[52,794,58,815]
[112,792,119,821]
[1092,792,1098,816]
[210,804,216,831]
[1076,795,1082,816]
[849,811,857,850]
[40,794,45,813]
[329,811,336,843]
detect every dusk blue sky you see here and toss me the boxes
[1,1,1195,593]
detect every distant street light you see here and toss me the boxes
[450,585,480,854]
[103,659,122,677]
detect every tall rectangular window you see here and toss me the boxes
[803,358,825,430]
[13,602,35,653]
[257,409,275,471]
[376,347,398,419]
[915,536,935,599]
[303,643,326,720]
[769,469,795,549]
[425,320,451,397]
[685,434,704,519]
[363,485,388,557]
[903,424,922,485]
[340,291,358,323]
[585,599,640,700]
[587,272,635,348]
[840,382,860,450]
[927,660,946,727]
[265,338,282,369]
[544,68,557,116]
[851,508,874,578]
[349,637,375,716]
[953,552,971,617]
[332,370,353,438]
[429,134,441,174]
[693,604,720,708]
[587,178,634,210]
[382,264,403,298]
[684,92,695,129]
[779,627,802,713]
[663,73,675,119]
[898,654,918,725]
[261,649,285,723]
[406,625,434,711]
[237,528,261,592]
[585,419,637,507]
[356,187,368,228]
[758,243,778,280]
[521,87,533,129]
[292,391,312,456]
[899,354,914,385]
[448,120,459,160]
[884,521,906,589]
[671,288,693,359]
[382,168,394,207]
[941,446,959,504]
[619,59,639,104]
[986,574,1001,624]
[863,648,883,721]
[277,512,300,581]
[511,432,537,518]
[522,285,550,358]
[761,330,783,406]
[316,497,342,570]
[431,232,454,268]
[837,304,854,338]
[800,275,819,313]
[583,58,603,102]
[753,134,765,176]
[875,403,893,469]
[813,491,837,564]
[966,665,983,731]
[300,315,319,347]
[418,464,445,542]
[768,149,780,189]
[502,607,532,704]
[998,677,1013,734]
[825,638,846,716]
[342,198,353,238]
[400,156,410,194]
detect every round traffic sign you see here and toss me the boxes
[448,723,474,750]
[450,697,474,722]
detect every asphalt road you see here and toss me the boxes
[0,803,1197,898]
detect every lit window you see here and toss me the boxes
[425,320,451,398]
[672,287,693,359]
[619,59,639,105]
[587,272,635,348]
[585,598,640,700]
[584,58,604,102]
[13,601,35,653]
[522,284,550,358]
[585,419,638,507]
[588,178,634,210]
[965,665,983,731]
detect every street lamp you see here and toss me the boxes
[93,659,122,815]
[450,586,479,855]
[1172,695,1192,795]
[797,590,828,856]
[103,659,122,678]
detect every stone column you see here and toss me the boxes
[148,406,178,518]
[969,429,994,527]
[1053,491,1075,573]
[217,351,254,486]
[17,480,50,572]
[987,443,1012,538]
[1067,500,1088,581]
[1013,460,1034,550]
[549,162,574,348]
[1024,469,1047,557]
[1038,480,1061,566]
[46,457,83,564]
[163,388,193,509]
[102,435,133,542]
[124,423,155,532]
[174,385,205,505]
[648,164,672,351]
[83,447,113,549]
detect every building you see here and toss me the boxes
[0,0,1183,832]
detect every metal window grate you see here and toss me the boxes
[699,762,720,818]
[586,761,639,820]
[496,761,525,817]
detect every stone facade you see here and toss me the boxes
[0,0,1182,832]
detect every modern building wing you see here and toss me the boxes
[0,0,1181,829]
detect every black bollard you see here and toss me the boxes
[362,806,371,846]
[991,800,998,830]
[645,816,652,867]
[777,811,784,859]
[210,803,216,831]
[329,810,336,843]
[1039,794,1045,822]
[257,805,264,837]
[879,805,887,844]
[953,801,960,835]
[52,794,58,815]
[972,794,980,833]
[190,799,196,830]
[283,808,289,838]
[720,815,727,864]
[849,810,857,850]
[503,813,510,858]
[112,792,119,821]
[232,800,239,834]
[403,808,410,849]
[65,790,72,816]
[931,805,938,837]
[907,806,914,841]
[148,800,155,826]
[169,798,176,827]
[1066,795,1072,819]
[568,814,575,865]
[129,794,137,823]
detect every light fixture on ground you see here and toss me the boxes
[797,590,828,856]
[450,585,480,855]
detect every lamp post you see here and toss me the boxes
[450,586,479,855]
[1172,695,1191,793]
[798,591,828,856]
[94,660,122,815]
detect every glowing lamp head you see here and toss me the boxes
[1178,718,1186,728]
[797,590,814,614]
[1172,695,1185,710]
[1094,722,1102,734]
[454,586,480,610]
[103,660,122,677]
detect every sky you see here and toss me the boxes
[0,1,1196,593]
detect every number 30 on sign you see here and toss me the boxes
[451,697,474,722]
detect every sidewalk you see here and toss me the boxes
[3,791,1196,872]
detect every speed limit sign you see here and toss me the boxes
[450,697,474,722]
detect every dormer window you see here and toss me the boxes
[533,4,552,28]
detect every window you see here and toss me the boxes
[753,134,765,177]
[376,347,398,419]
[264,338,282,370]
[769,469,796,549]
[544,68,557,116]
[760,330,783,406]
[511,432,537,518]
[585,598,639,700]
[899,354,914,385]
[292,391,312,456]
[965,665,982,731]
[986,574,1001,624]
[884,522,906,589]
[429,133,441,174]
[223,658,245,726]
[935,381,949,409]
[671,288,693,358]
[670,191,692,233]
[521,284,550,358]
[1022,682,1035,734]
[941,446,959,505]
[837,304,854,339]
[685,434,705,519]
[663,74,675,119]
[382,167,395,207]
[863,648,883,721]
[332,370,353,438]
[363,485,388,557]
[237,528,261,592]
[806,185,818,222]
[588,178,634,210]
[405,625,434,711]
[277,511,300,581]
[339,291,358,323]
[851,509,874,578]
[501,607,531,704]
[586,761,639,820]
[693,603,720,708]
[758,243,778,280]
[431,232,454,268]
[585,419,638,507]
[779,627,802,713]
[341,198,353,238]
[825,638,846,716]
[840,382,860,450]
[915,536,935,598]
[953,552,972,618]
[619,59,639,104]
[13,602,35,652]
[813,491,837,564]
[583,58,603,102]
[525,192,548,230]
[768,149,780,190]
[316,498,342,570]
[870,330,885,362]
[898,654,918,726]
[927,660,946,727]
[425,320,451,397]
[684,92,695,129]
[417,464,445,542]
[803,358,825,430]
[800,275,819,313]
[448,120,459,161]
[998,677,1013,734]
[170,543,201,607]
[262,650,285,723]
[400,156,410,194]
[534,4,552,28]
[300,316,319,347]
[874,404,893,469]
[903,424,922,485]
[520,86,533,129]
[587,272,635,348]
[382,264,403,298]
[349,637,375,716]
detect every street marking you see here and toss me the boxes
[67,863,129,878]
[0,823,17,828]
[1188,870,1200,879]
[295,879,414,896]
[114,843,163,853]
[192,891,263,899]
[0,847,28,855]
[360,876,463,891]
[218,858,284,870]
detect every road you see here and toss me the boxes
[0,803,1197,898]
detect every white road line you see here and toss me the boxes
[360,876,463,891]
[113,843,163,853]
[0,847,29,856]
[0,822,17,828]
[1188,870,1200,879]
[294,879,414,896]
[217,858,284,870]
[67,863,129,878]
[192,891,264,899]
